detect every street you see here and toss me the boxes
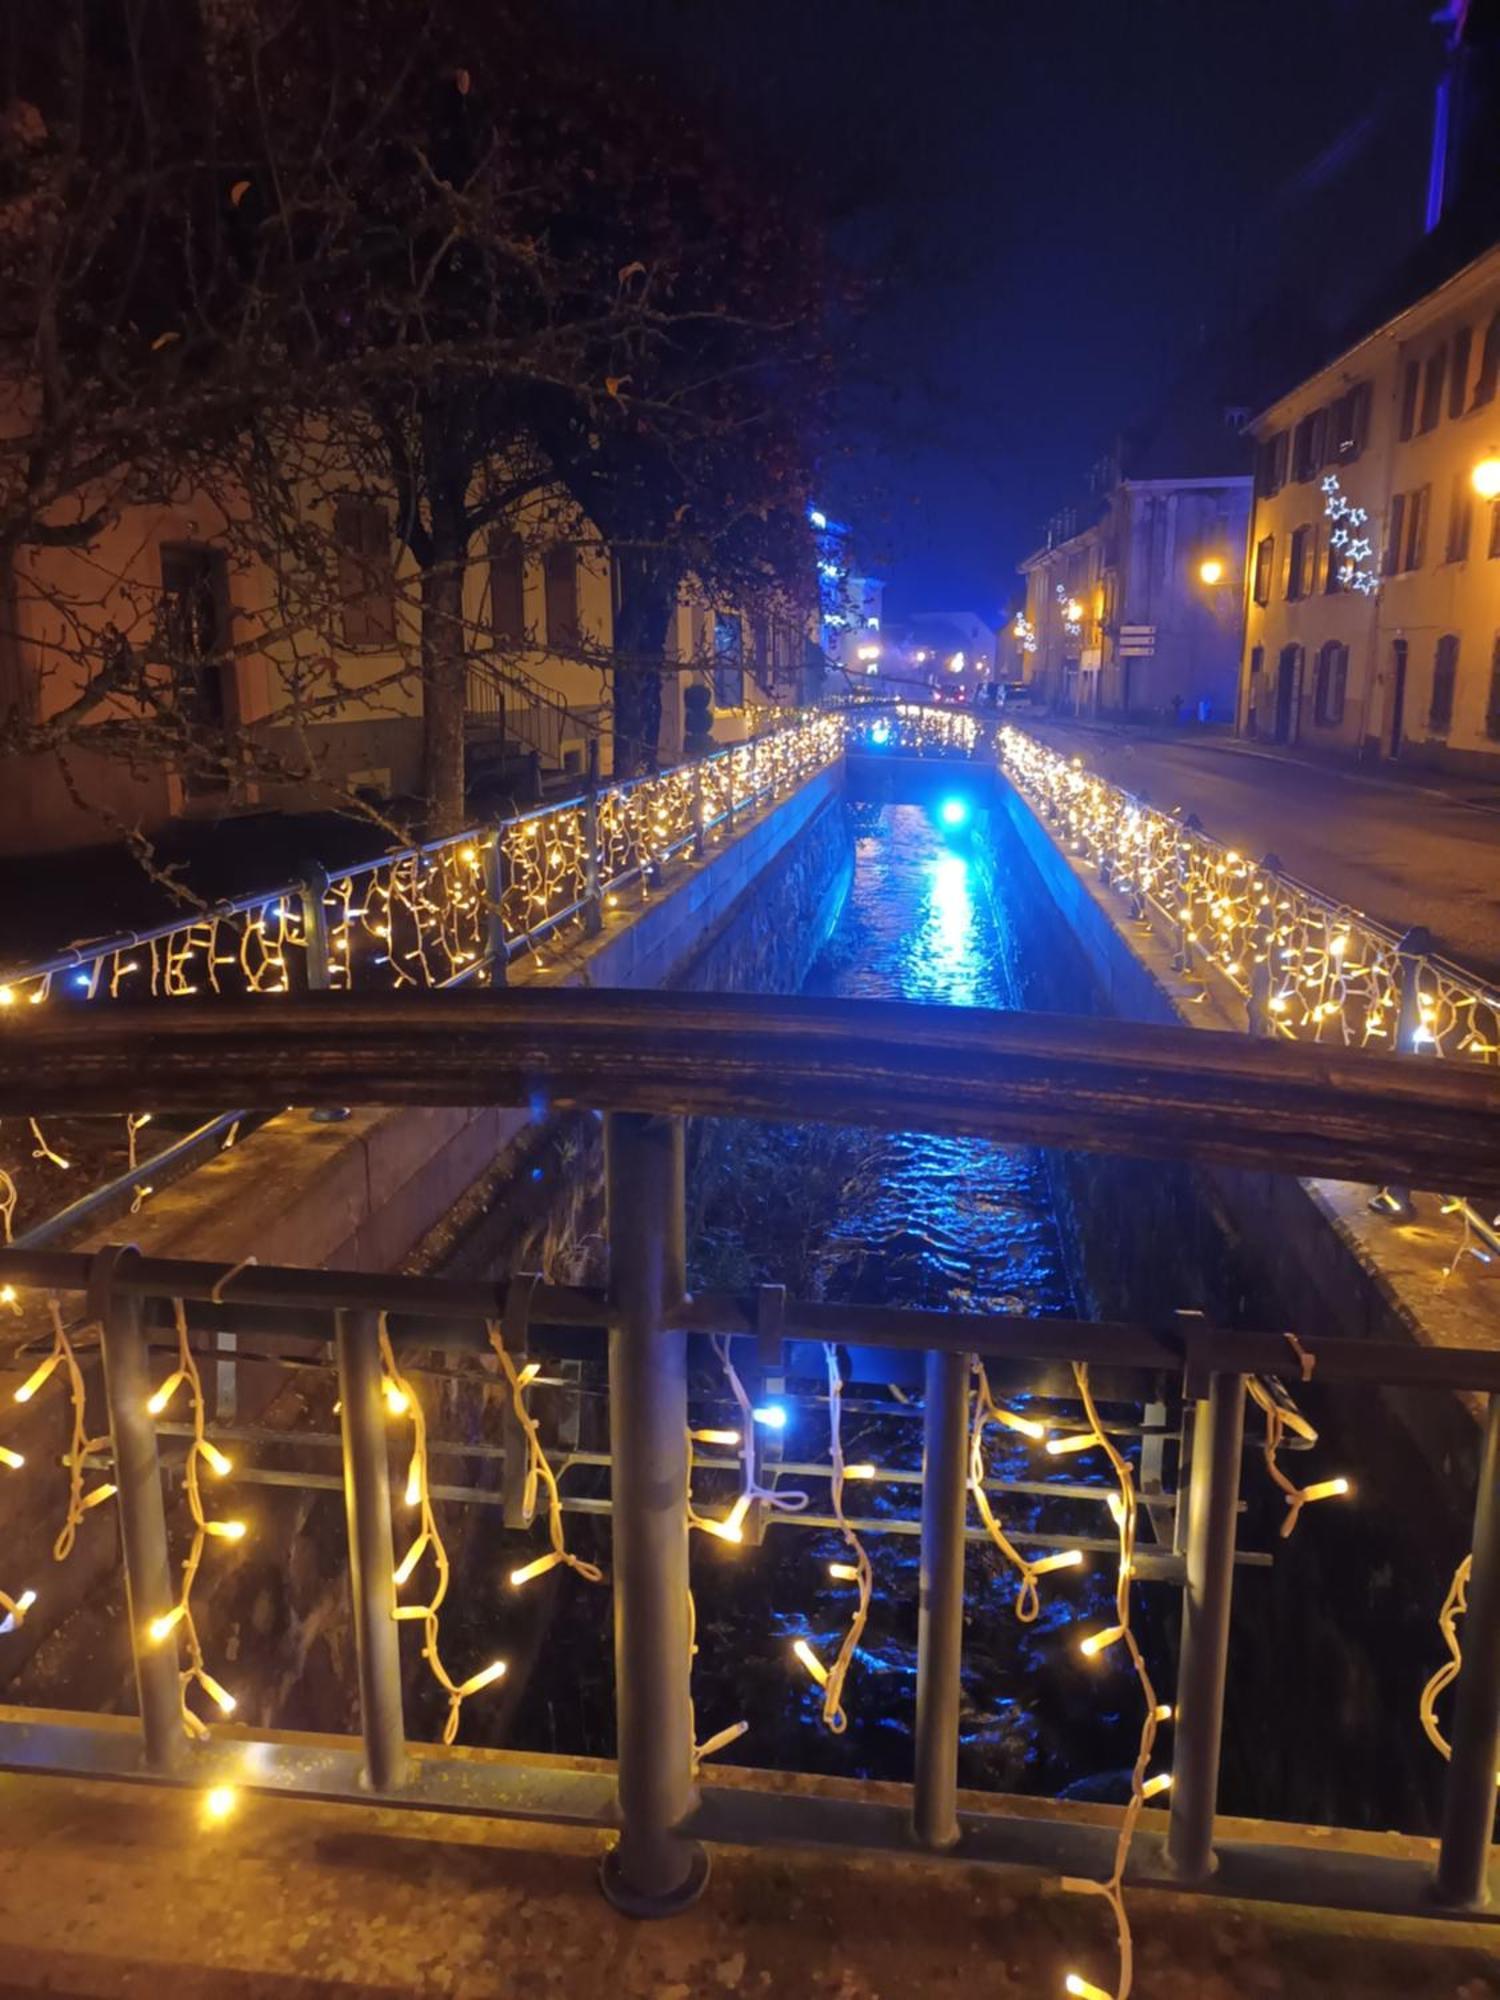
[1022,720,1500,986]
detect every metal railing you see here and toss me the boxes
[0,1002,1498,1947]
[0,710,844,1246]
[463,651,604,775]
[997,725,1500,1064]
[998,723,1500,1249]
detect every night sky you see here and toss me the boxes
[578,0,1442,619]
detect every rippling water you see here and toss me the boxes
[681,805,1155,1794]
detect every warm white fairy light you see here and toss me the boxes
[969,1363,1086,1623]
[380,1319,508,1743]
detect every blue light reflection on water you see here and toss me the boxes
[684,807,1138,1796]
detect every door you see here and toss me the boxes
[1273,644,1303,743]
[1388,638,1408,758]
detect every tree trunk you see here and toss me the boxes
[611,548,677,777]
[421,526,469,835]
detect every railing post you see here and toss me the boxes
[1394,925,1434,1054]
[600,1111,707,1915]
[912,1347,969,1851]
[334,1308,409,1794]
[1434,1392,1500,1909]
[724,749,737,840]
[1164,1368,1245,1881]
[1247,859,1278,1037]
[692,758,707,859]
[89,1244,183,1773]
[483,824,509,986]
[583,738,605,935]
[297,863,333,992]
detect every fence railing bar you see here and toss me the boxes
[1434,1390,1500,1908]
[89,1246,183,1774]
[11,1109,251,1251]
[912,1350,969,1851]
[334,1308,408,1795]
[9,1245,1500,1394]
[1165,1370,1246,1882]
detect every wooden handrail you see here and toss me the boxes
[3,989,1499,1194]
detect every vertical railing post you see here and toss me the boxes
[600,1111,707,1915]
[335,1308,408,1794]
[483,823,509,986]
[1247,859,1279,1038]
[1394,924,1435,1054]
[912,1347,969,1851]
[583,738,605,934]
[88,1244,182,1773]
[723,748,737,841]
[1435,1393,1500,1908]
[692,758,707,859]
[1164,1368,1246,1881]
[297,863,333,992]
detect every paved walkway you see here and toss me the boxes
[0,1763,1496,1998]
[1023,720,1500,985]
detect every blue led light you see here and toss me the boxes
[72,973,91,991]
[869,719,891,746]
[938,796,971,829]
[752,1403,787,1431]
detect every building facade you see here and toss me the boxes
[1019,471,1251,723]
[1240,240,1500,770]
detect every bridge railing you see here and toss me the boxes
[0,711,844,1245]
[998,723,1500,1252]
[0,994,1499,1990]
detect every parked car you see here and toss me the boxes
[995,681,1033,710]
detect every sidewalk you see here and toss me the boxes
[1028,711,1500,816]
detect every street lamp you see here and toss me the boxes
[1472,454,1500,501]
[1198,557,1225,586]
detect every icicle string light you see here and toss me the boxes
[1245,1378,1350,1538]
[484,1320,603,1590]
[145,1300,247,1737]
[969,1362,1082,1623]
[791,1346,873,1734]
[39,1298,113,1564]
[379,1318,507,1744]
[1059,1361,1164,2000]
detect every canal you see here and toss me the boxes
[415,789,1464,1837]
[472,800,1168,1801]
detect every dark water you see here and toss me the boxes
[483,801,1164,1793]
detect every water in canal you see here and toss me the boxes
[490,802,1167,1800]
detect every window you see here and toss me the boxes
[1286,524,1314,600]
[713,613,744,708]
[1487,636,1500,743]
[1476,312,1500,408]
[160,543,233,790]
[1399,358,1421,439]
[543,542,579,649]
[1382,492,1407,576]
[1419,343,1447,433]
[1329,381,1371,463]
[1446,475,1474,563]
[1254,431,1288,498]
[1253,534,1275,605]
[488,531,526,644]
[1450,326,1473,419]
[334,500,395,647]
[1430,634,1459,732]
[1292,409,1327,482]
[1313,641,1349,726]
[1403,485,1430,571]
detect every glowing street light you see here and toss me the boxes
[1198,557,1226,586]
[1472,454,1500,501]
[1062,600,1083,625]
[947,650,966,672]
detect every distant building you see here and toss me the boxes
[809,509,886,681]
[887,611,998,697]
[1240,238,1500,770]
[1018,411,1252,724]
[1238,0,1500,769]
